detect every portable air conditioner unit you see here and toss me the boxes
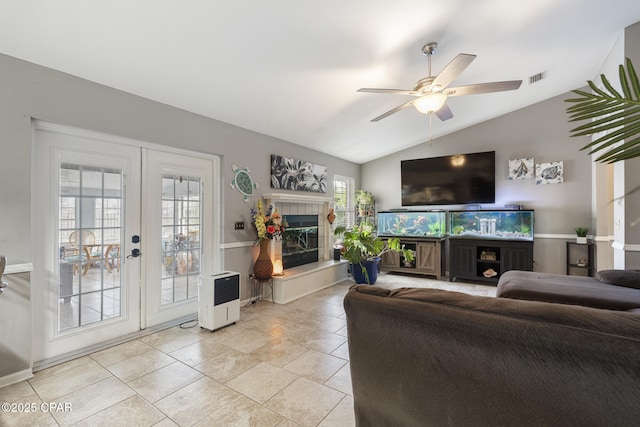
[199,271,240,331]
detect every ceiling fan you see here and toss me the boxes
[359,42,522,122]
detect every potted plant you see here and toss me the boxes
[575,227,589,244]
[334,224,414,285]
[355,190,374,217]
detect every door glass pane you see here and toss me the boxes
[161,175,201,305]
[58,163,123,332]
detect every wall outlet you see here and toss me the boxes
[234,221,245,230]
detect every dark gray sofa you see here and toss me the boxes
[344,284,640,426]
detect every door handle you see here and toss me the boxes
[127,249,141,259]
[127,235,141,259]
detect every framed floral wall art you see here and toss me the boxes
[270,154,328,193]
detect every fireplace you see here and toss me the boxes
[282,214,319,269]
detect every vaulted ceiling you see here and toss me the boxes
[2,1,640,163]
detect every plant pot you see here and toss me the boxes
[253,239,273,280]
[576,236,587,244]
[350,258,380,285]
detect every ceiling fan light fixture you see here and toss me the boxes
[414,93,447,114]
[360,42,521,123]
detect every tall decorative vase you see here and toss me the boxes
[253,238,274,280]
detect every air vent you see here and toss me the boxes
[529,71,546,84]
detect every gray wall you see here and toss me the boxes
[362,91,593,274]
[0,52,360,298]
[622,22,640,267]
[593,21,640,269]
[593,27,623,269]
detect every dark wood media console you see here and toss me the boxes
[448,237,533,283]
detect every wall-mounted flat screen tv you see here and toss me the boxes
[401,151,495,206]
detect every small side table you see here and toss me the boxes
[566,240,595,277]
[248,277,274,305]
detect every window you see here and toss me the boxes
[333,175,354,229]
[95,198,121,242]
[160,175,202,304]
[59,197,77,244]
[58,163,123,331]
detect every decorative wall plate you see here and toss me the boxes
[230,165,258,201]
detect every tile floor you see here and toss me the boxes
[1,273,496,427]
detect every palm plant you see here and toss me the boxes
[565,57,640,163]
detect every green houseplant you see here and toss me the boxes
[334,224,414,284]
[575,227,589,244]
[355,190,374,217]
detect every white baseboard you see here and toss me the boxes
[0,368,33,389]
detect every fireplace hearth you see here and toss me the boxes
[282,215,319,269]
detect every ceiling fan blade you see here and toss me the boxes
[435,103,453,121]
[444,80,522,96]
[431,54,476,89]
[358,88,419,95]
[371,99,416,122]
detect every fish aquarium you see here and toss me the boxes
[449,210,534,241]
[377,211,446,238]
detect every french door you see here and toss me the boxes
[33,122,218,363]
[142,149,215,328]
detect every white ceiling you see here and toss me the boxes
[2,1,640,164]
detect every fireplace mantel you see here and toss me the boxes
[259,193,342,303]
[263,193,333,204]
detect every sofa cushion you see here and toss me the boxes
[497,270,640,310]
[596,269,640,289]
[353,284,640,338]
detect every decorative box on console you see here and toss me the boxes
[377,210,446,238]
[480,249,497,261]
